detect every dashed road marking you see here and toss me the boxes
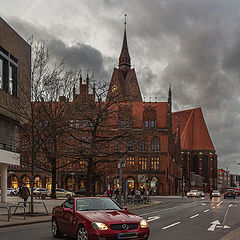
[162,222,181,230]
[212,206,215,209]
[190,214,199,219]
[204,209,210,213]
[217,201,223,207]
[147,216,160,222]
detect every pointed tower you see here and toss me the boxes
[119,15,131,74]
[106,15,142,102]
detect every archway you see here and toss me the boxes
[45,176,52,190]
[34,176,42,188]
[66,176,75,191]
[12,175,18,189]
[21,175,30,188]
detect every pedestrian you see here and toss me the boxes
[209,188,213,200]
[21,184,30,207]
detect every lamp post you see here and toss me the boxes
[107,176,110,191]
[119,158,123,205]
[9,171,14,189]
[71,172,75,196]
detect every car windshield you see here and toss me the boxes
[190,190,198,192]
[76,198,121,211]
[213,190,219,193]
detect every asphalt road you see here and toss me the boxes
[0,196,240,240]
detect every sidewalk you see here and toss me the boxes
[0,197,161,228]
[220,228,240,240]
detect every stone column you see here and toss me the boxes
[1,164,8,203]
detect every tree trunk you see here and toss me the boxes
[51,165,57,199]
[86,159,93,196]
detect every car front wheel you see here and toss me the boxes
[52,218,63,238]
[77,226,88,240]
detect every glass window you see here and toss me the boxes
[120,120,124,128]
[82,120,86,128]
[151,157,160,169]
[126,156,135,167]
[139,157,147,170]
[9,65,13,95]
[145,121,149,128]
[127,141,134,151]
[0,58,3,89]
[151,120,155,128]
[63,199,74,209]
[126,120,130,128]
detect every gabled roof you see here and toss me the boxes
[173,107,215,151]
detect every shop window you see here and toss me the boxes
[126,156,135,167]
[151,157,160,170]
[139,157,147,170]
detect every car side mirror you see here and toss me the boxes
[122,206,127,210]
[63,208,73,213]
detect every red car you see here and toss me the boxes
[52,197,150,240]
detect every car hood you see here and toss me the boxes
[77,210,142,224]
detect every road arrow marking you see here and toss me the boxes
[147,216,160,222]
[162,222,181,230]
[217,201,223,207]
[208,220,220,231]
[223,225,231,229]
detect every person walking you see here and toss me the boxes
[209,188,213,200]
[21,184,30,207]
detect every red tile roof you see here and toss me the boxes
[173,107,215,151]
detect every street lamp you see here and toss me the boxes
[9,171,14,189]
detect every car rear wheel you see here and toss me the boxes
[52,218,63,238]
[77,226,88,240]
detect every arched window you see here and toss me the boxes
[193,155,199,174]
[202,155,208,181]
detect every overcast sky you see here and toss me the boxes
[1,0,240,174]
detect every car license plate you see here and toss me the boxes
[117,232,137,239]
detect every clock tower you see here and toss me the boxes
[106,20,142,102]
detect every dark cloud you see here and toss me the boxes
[2,0,240,173]
[6,17,111,83]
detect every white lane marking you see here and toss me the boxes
[223,225,231,229]
[212,206,215,209]
[139,202,197,217]
[217,201,223,207]
[208,220,220,231]
[201,203,206,206]
[190,214,199,219]
[147,216,160,222]
[162,222,181,230]
[204,209,210,213]
[222,204,232,227]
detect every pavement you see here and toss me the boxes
[220,228,240,240]
[0,196,161,228]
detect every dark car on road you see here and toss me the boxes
[224,189,236,199]
[52,197,150,240]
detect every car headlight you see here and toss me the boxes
[140,219,149,228]
[92,222,108,230]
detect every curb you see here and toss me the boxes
[219,227,240,240]
[0,201,161,228]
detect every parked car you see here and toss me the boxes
[224,189,236,199]
[33,188,49,198]
[74,188,86,196]
[234,190,240,197]
[49,188,73,198]
[52,197,150,240]
[0,188,17,196]
[187,190,200,198]
[198,191,205,197]
[212,190,220,197]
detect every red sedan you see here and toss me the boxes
[52,197,150,240]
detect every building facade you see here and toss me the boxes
[0,17,31,202]
[217,169,230,192]
[11,23,216,196]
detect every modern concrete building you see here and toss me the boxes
[0,17,31,202]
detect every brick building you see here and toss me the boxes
[0,17,31,202]
[10,22,216,195]
[217,169,230,192]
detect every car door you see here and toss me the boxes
[60,198,75,236]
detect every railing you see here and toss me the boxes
[0,205,26,221]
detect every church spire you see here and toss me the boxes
[119,14,131,72]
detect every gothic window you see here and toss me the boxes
[151,139,160,152]
[127,140,134,151]
[120,120,124,128]
[114,140,123,152]
[126,156,135,168]
[145,121,149,128]
[151,157,160,170]
[76,120,80,129]
[150,120,155,128]
[139,141,148,152]
[126,120,130,128]
[82,120,86,128]
[193,155,199,174]
[139,157,147,170]
[202,155,208,181]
